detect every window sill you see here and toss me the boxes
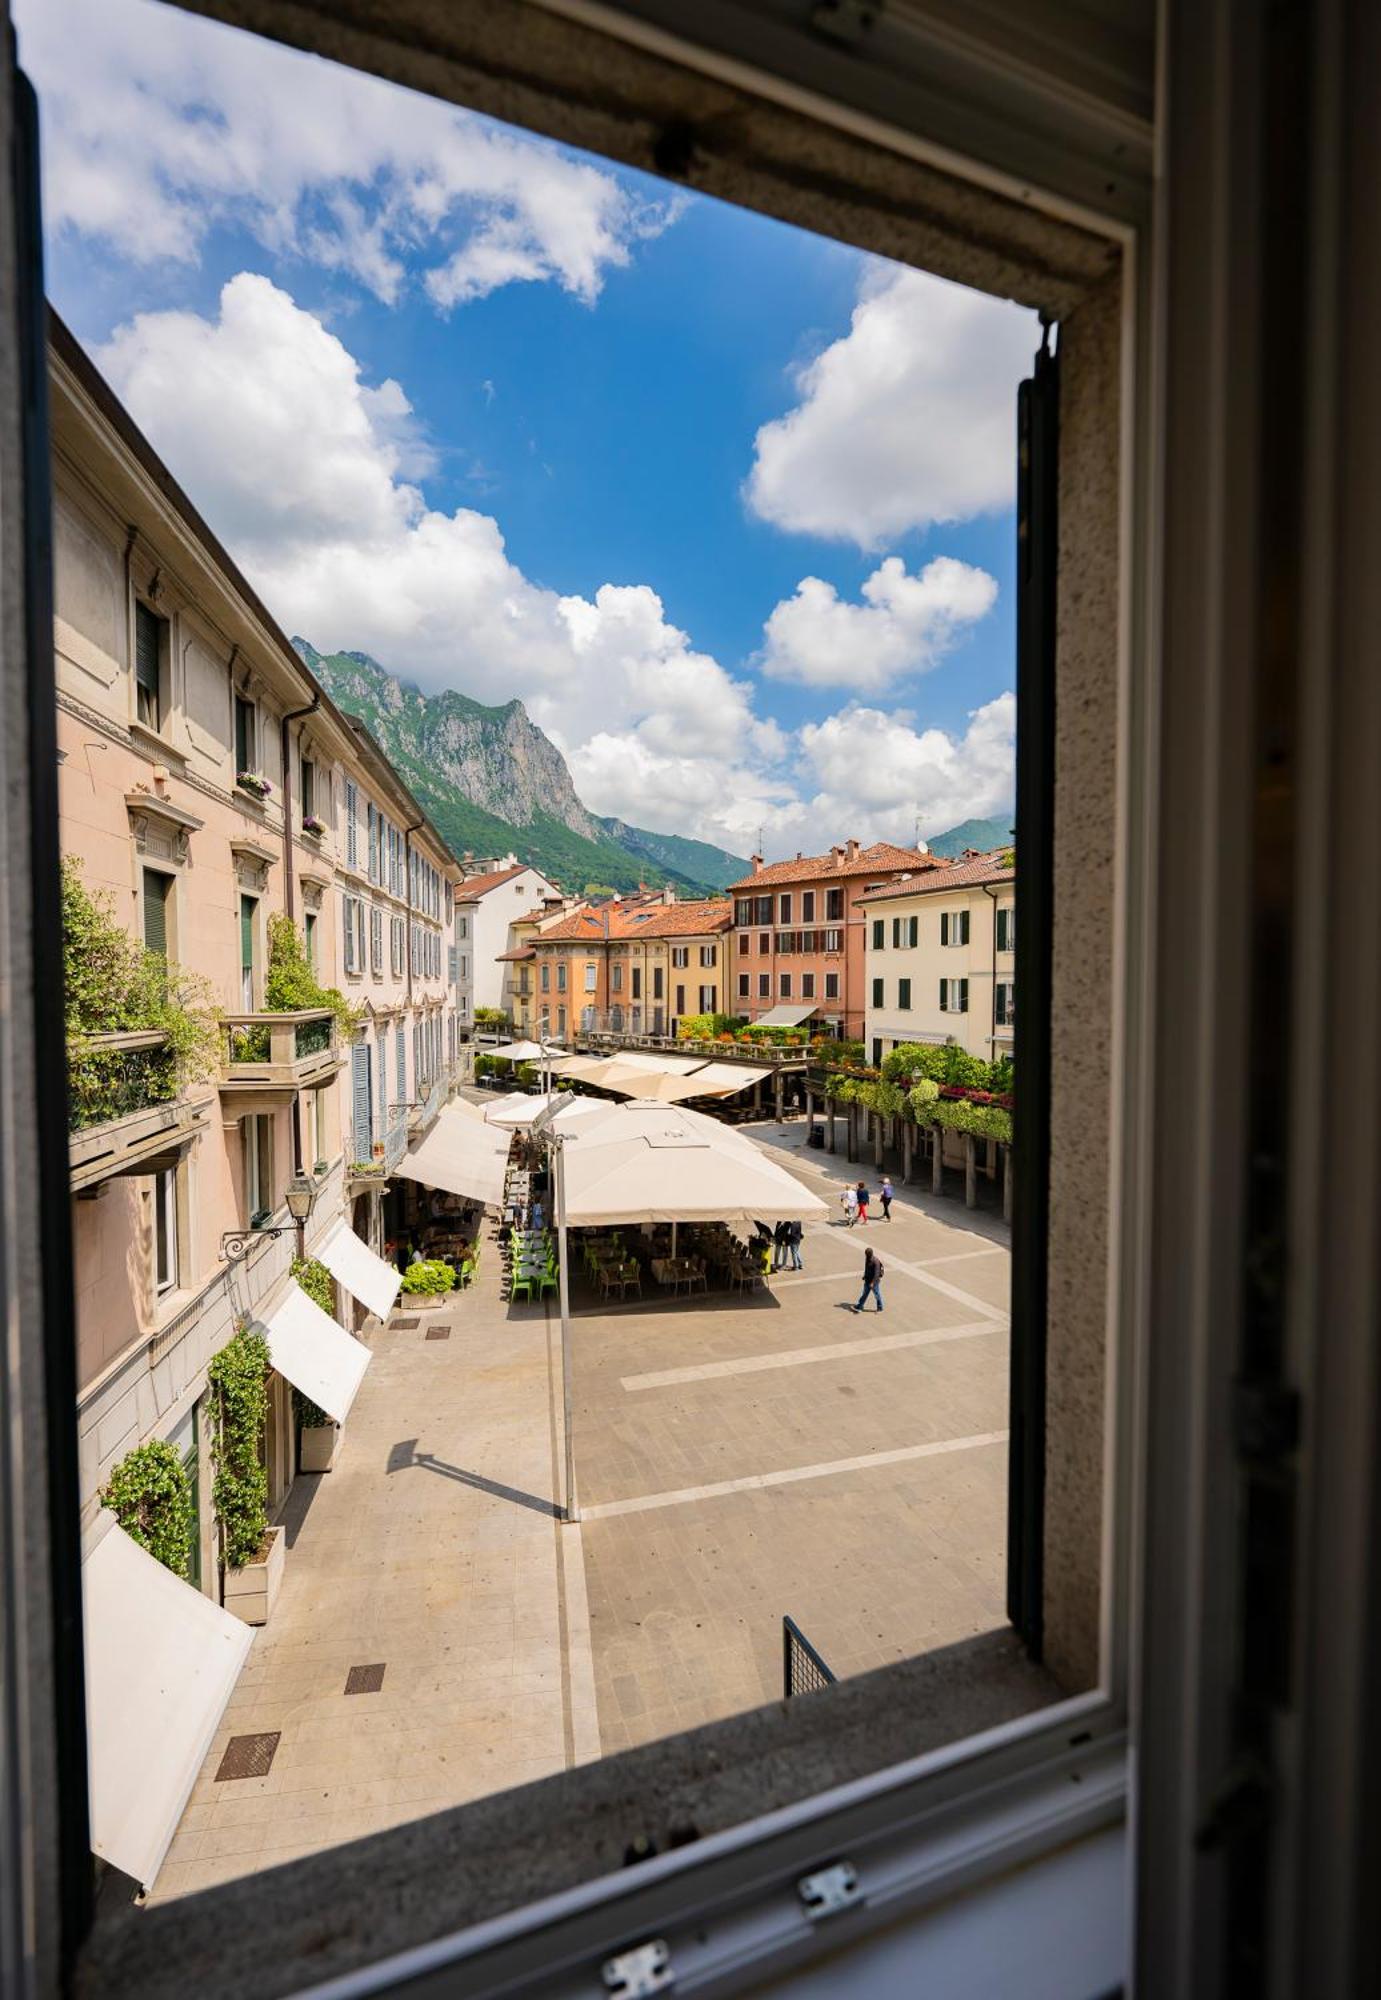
[128,718,184,765]
[77,1635,1104,1999]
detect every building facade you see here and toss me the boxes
[453,857,560,1026]
[52,315,461,1593]
[728,841,944,1040]
[857,851,1016,1067]
[527,899,733,1040]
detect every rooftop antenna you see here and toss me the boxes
[757,824,765,855]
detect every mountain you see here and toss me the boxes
[294,640,747,896]
[925,815,1015,858]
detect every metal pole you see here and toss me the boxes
[554,1135,579,1522]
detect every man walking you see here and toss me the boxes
[855,1179,870,1224]
[853,1244,884,1313]
[879,1174,894,1221]
[786,1217,804,1270]
[772,1218,789,1269]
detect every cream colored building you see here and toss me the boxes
[52,313,461,1595]
[857,851,1016,1068]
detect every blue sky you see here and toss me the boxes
[20,0,1034,856]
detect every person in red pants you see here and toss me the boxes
[854,1179,869,1224]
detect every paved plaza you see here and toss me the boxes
[152,1119,1011,1901]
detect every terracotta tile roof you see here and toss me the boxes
[455,863,526,899]
[614,901,734,939]
[529,900,733,944]
[855,849,1015,902]
[495,945,536,962]
[727,842,942,890]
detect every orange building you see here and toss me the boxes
[529,899,733,1039]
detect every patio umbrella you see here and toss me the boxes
[485,1039,558,1063]
[558,1102,827,1229]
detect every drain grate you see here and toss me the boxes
[425,1324,450,1340]
[345,1662,386,1695]
[215,1731,280,1781]
[392,1315,420,1330]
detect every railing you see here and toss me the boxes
[383,1106,409,1171]
[220,1009,340,1091]
[67,1028,178,1132]
[574,1025,808,1066]
[782,1615,836,1698]
[405,1076,444,1134]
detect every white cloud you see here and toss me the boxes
[94,274,775,848]
[746,263,1038,548]
[17,0,679,306]
[796,695,1015,845]
[760,554,997,690]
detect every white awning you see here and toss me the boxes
[313,1217,401,1322]
[486,1039,558,1062]
[398,1098,512,1208]
[751,1005,817,1027]
[560,1102,829,1229]
[83,1515,253,1890]
[672,1060,771,1093]
[260,1280,370,1424]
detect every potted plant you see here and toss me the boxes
[102,1438,193,1579]
[209,1322,283,1624]
[301,811,327,837]
[291,1258,341,1471]
[237,770,272,800]
[400,1257,455,1297]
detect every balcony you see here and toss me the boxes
[409,1075,444,1135]
[69,1030,211,1191]
[219,1010,341,1105]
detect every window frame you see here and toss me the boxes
[152,1165,177,1296]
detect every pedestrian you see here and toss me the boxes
[772,1218,789,1269]
[853,1244,884,1313]
[787,1217,804,1270]
[879,1175,894,1221]
[841,1185,858,1227]
[855,1179,870,1224]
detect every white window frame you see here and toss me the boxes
[153,1166,178,1296]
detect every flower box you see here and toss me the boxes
[302,812,327,836]
[237,771,272,800]
[299,1423,339,1473]
[223,1523,284,1626]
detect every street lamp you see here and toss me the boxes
[221,1171,317,1263]
[530,1090,578,1524]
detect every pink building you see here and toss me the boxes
[729,841,946,1039]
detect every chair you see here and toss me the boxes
[510,1273,533,1303]
[621,1259,642,1300]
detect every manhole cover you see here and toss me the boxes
[215,1731,280,1781]
[392,1316,420,1330]
[345,1663,386,1695]
[425,1325,450,1340]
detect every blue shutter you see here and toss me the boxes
[351,1043,372,1158]
[377,1031,387,1129]
[396,1024,406,1100]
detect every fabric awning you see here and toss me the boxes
[550,1053,613,1080]
[559,1102,828,1229]
[751,1004,817,1027]
[313,1217,401,1322]
[83,1515,253,1889]
[398,1098,512,1208]
[260,1280,370,1424]
[486,1039,559,1062]
[672,1060,771,1093]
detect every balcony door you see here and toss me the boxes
[239,894,257,1010]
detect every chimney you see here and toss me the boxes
[830,845,845,865]
[845,838,860,861]
[751,854,763,875]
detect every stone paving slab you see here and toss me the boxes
[153,1114,1015,1901]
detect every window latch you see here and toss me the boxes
[602,1937,674,1998]
[797,1860,863,1919]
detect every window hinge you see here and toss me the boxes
[602,1937,674,1998]
[797,1860,863,1919]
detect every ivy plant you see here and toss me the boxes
[102,1438,192,1578]
[207,1322,271,1569]
[264,912,362,1036]
[62,858,219,1129]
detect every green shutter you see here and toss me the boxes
[135,604,160,721]
[142,871,168,956]
[240,896,254,970]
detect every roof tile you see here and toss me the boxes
[727,843,943,890]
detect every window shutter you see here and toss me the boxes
[940,913,949,947]
[960,978,969,1012]
[892,917,900,949]
[909,916,918,948]
[343,897,355,974]
[961,910,971,945]
[142,872,168,957]
[135,603,160,722]
[939,979,947,1010]
[352,1044,372,1158]
[396,1025,406,1099]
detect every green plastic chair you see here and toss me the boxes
[510,1273,533,1303]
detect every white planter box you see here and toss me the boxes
[223,1522,284,1626]
[299,1423,339,1473]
